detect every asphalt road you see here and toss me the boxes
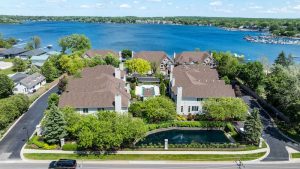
[242,96,300,161]
[0,162,300,169]
[0,86,58,160]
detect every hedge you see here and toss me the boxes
[62,143,78,151]
[136,143,240,149]
[147,121,228,131]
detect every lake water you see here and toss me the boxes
[0,21,299,61]
[136,130,230,145]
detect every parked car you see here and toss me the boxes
[48,159,77,169]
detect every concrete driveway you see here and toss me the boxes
[0,86,58,160]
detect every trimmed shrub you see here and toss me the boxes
[62,143,78,151]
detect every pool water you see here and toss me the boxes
[137,130,230,145]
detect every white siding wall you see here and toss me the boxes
[178,97,203,115]
[76,108,128,115]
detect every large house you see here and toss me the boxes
[174,51,215,67]
[133,51,173,75]
[58,65,130,114]
[170,65,235,115]
[12,73,46,94]
[83,49,121,60]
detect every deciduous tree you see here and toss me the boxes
[0,74,14,99]
[125,58,151,75]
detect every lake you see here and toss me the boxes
[0,21,299,61]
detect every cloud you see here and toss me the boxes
[209,1,222,7]
[139,6,147,10]
[79,3,103,9]
[167,2,173,6]
[249,6,263,9]
[46,0,67,3]
[133,1,140,4]
[120,4,132,8]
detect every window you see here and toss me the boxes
[181,106,183,112]
[83,108,89,113]
[97,108,105,111]
[192,106,199,111]
[188,106,191,112]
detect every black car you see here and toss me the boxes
[49,159,77,169]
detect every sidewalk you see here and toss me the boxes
[23,148,267,155]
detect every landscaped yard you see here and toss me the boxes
[24,152,266,161]
[0,67,15,75]
[292,153,300,158]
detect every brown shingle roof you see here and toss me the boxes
[59,65,130,109]
[84,50,118,58]
[134,51,171,65]
[175,51,210,65]
[172,65,235,98]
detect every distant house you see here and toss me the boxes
[19,49,46,60]
[174,51,215,67]
[31,51,60,67]
[13,73,46,94]
[10,72,28,84]
[0,47,28,58]
[59,65,130,114]
[133,51,173,75]
[135,85,160,100]
[83,49,121,60]
[170,65,235,115]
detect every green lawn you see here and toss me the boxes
[24,153,265,161]
[292,153,300,158]
[0,67,15,75]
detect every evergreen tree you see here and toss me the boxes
[42,104,67,144]
[274,51,294,67]
[244,108,263,145]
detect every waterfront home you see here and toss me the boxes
[19,49,46,60]
[31,51,60,67]
[83,49,121,60]
[13,72,46,94]
[174,51,215,67]
[135,85,160,100]
[58,65,130,114]
[133,51,173,75]
[170,65,235,115]
[0,47,28,59]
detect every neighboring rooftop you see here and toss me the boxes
[137,77,160,83]
[175,51,211,65]
[84,49,119,58]
[134,51,171,65]
[59,65,130,109]
[0,47,27,56]
[20,73,45,88]
[10,72,28,83]
[172,65,235,98]
[20,49,46,57]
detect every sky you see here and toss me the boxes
[0,0,300,18]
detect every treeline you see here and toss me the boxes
[0,94,30,131]
[213,51,300,133]
[1,15,300,37]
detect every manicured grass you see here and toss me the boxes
[0,67,15,75]
[24,153,265,161]
[292,153,300,158]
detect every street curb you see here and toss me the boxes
[20,83,58,161]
